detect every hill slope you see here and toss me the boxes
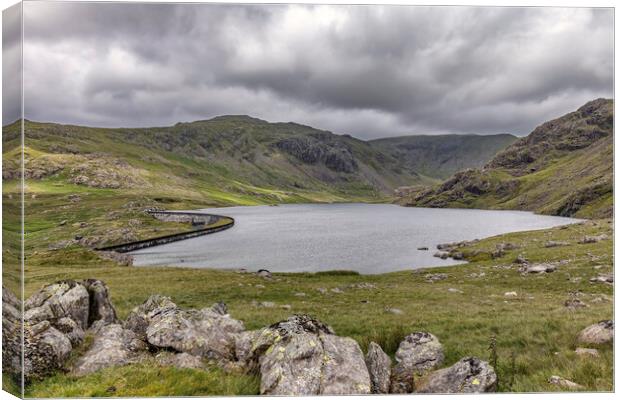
[3,116,434,205]
[398,98,613,218]
[3,117,515,206]
[370,133,517,179]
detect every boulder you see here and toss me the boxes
[257,269,272,279]
[81,279,118,326]
[391,332,444,393]
[564,299,588,309]
[519,263,557,274]
[579,235,608,244]
[155,352,204,369]
[425,273,448,283]
[236,315,371,395]
[25,280,90,329]
[2,286,22,379]
[132,297,244,361]
[20,279,119,381]
[24,322,73,381]
[589,274,613,284]
[415,357,497,393]
[545,241,569,248]
[548,375,584,390]
[72,324,148,376]
[365,342,391,394]
[124,294,178,340]
[576,320,613,344]
[575,347,599,358]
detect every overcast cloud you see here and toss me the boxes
[4,3,614,138]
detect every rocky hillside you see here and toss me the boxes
[370,134,517,179]
[399,99,613,218]
[2,116,518,205]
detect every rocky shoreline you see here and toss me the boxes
[3,279,613,395]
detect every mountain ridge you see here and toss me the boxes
[398,98,613,218]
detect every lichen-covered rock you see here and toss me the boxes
[19,279,119,381]
[125,296,244,361]
[81,279,118,326]
[124,294,178,340]
[415,357,497,393]
[25,280,90,329]
[2,286,22,379]
[24,322,73,381]
[72,324,148,376]
[238,315,371,395]
[390,332,444,393]
[576,320,614,344]
[155,352,204,369]
[365,342,391,394]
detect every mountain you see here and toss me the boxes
[3,117,435,205]
[369,133,517,179]
[399,98,613,218]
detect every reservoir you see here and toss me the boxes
[130,203,580,274]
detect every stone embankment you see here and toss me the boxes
[96,211,234,253]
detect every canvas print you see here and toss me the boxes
[1,1,614,397]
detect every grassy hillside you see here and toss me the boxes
[400,99,613,219]
[2,117,435,206]
[370,133,517,179]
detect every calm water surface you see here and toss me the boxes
[131,203,580,274]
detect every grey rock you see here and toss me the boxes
[385,307,404,315]
[257,269,272,279]
[425,273,448,283]
[391,332,444,393]
[366,342,391,394]
[237,315,370,395]
[589,274,613,284]
[545,240,570,248]
[575,347,599,357]
[155,352,204,369]
[81,279,118,326]
[548,375,584,390]
[24,322,73,381]
[25,280,90,329]
[211,301,228,316]
[258,301,276,308]
[124,294,178,340]
[145,302,244,361]
[576,320,613,344]
[564,299,588,309]
[579,234,608,244]
[519,263,557,274]
[416,357,497,393]
[73,324,148,376]
[2,286,22,379]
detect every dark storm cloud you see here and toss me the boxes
[15,2,614,138]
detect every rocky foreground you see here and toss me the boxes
[3,279,613,395]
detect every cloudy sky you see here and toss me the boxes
[3,2,614,139]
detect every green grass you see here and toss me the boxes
[25,362,260,397]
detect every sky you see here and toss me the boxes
[2,2,614,139]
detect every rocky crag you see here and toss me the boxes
[399,99,613,219]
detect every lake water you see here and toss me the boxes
[131,203,580,274]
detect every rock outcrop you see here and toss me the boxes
[15,279,118,381]
[365,342,391,394]
[415,357,497,393]
[126,295,244,361]
[72,324,148,376]
[576,320,614,345]
[390,332,444,393]
[2,286,22,382]
[236,315,371,395]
